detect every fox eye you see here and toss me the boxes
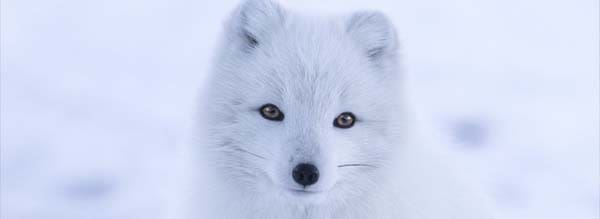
[334,112,355,128]
[260,104,284,121]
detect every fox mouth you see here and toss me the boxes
[288,188,322,196]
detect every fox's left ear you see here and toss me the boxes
[346,11,398,63]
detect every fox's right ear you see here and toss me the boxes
[346,11,398,63]
[226,0,286,51]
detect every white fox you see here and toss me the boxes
[172,0,496,218]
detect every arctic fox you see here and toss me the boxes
[173,0,496,218]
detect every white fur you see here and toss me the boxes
[172,0,496,218]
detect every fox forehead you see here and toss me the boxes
[239,28,383,105]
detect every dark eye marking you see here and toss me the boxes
[334,112,356,128]
[259,103,284,121]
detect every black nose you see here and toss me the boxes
[292,163,319,187]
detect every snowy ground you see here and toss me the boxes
[1,0,598,218]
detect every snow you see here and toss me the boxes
[1,0,598,218]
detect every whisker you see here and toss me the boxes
[337,164,377,168]
[232,148,267,160]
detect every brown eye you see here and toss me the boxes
[334,112,355,128]
[260,104,284,121]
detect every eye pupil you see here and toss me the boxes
[260,104,284,121]
[334,112,355,128]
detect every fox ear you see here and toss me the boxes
[228,0,286,51]
[346,11,398,62]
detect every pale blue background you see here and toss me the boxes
[1,0,599,218]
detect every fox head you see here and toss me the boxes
[198,0,404,206]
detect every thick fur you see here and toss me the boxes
[174,0,496,218]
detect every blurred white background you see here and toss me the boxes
[1,0,598,218]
